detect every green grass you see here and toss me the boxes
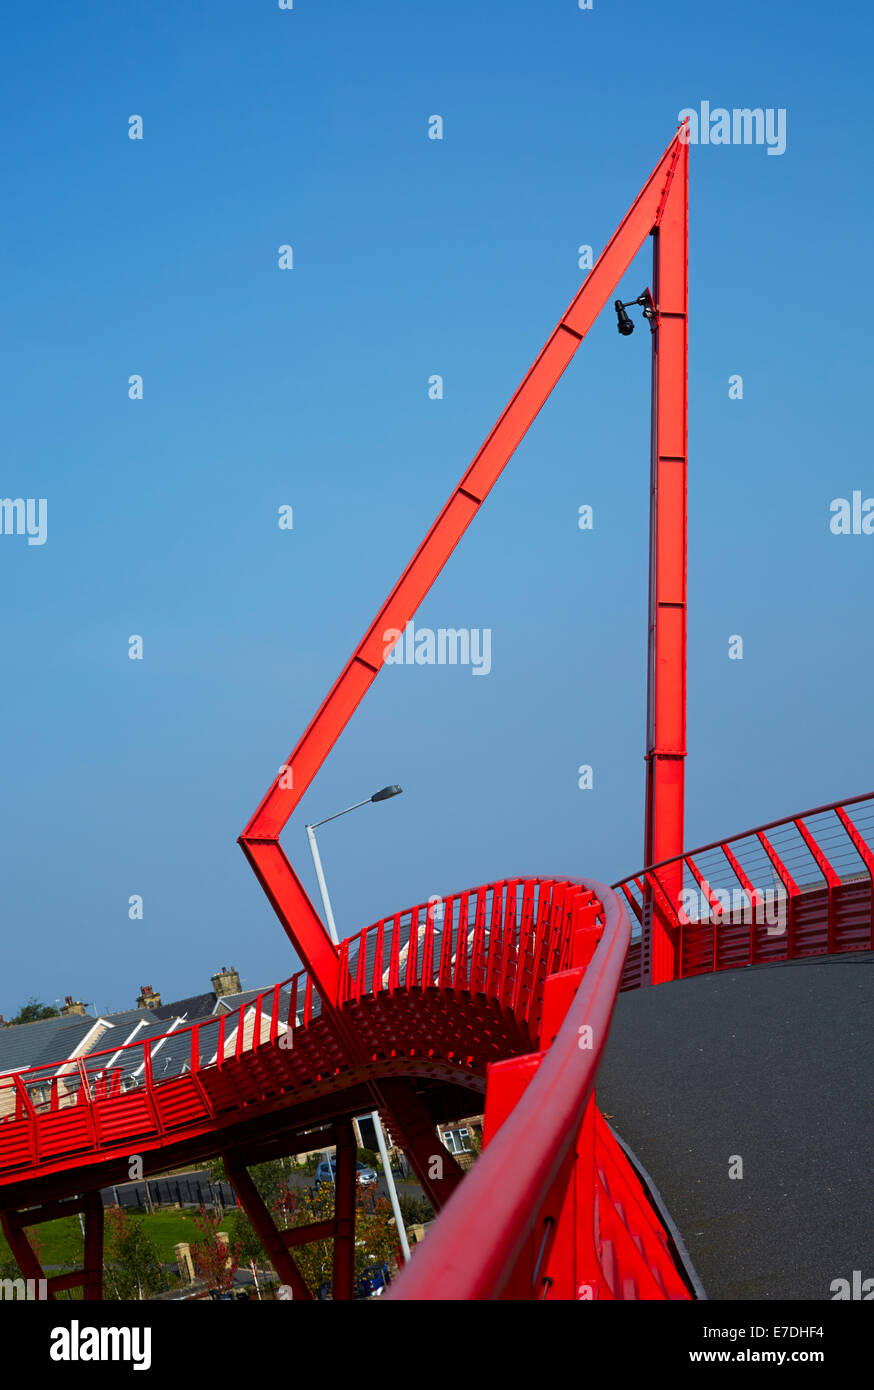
[0,1216,83,1267]
[0,1208,224,1270]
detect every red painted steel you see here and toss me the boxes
[227,131,694,1236]
[223,1147,312,1301]
[0,879,578,1188]
[1,1191,104,1300]
[4,131,868,1299]
[386,881,689,1300]
[237,127,690,1006]
[644,133,689,983]
[615,791,874,986]
[1,794,871,1294]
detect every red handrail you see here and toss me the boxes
[614,788,874,885]
[387,880,631,1300]
[614,791,874,985]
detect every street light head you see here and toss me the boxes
[616,290,656,336]
[371,784,403,802]
[614,299,635,335]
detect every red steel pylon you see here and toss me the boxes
[239,129,691,1144]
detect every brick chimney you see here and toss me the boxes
[60,995,86,1017]
[137,984,161,1010]
[211,966,241,999]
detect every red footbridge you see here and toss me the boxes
[2,130,870,1301]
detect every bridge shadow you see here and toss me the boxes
[598,952,874,1300]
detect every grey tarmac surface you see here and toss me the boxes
[597,951,874,1300]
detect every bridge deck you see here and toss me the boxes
[598,951,874,1300]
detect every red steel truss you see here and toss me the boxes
[240,126,690,1037]
[1,796,873,1296]
[6,129,860,1301]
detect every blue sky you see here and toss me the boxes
[1,0,871,1015]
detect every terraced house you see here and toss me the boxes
[0,968,293,1128]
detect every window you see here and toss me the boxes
[442,1127,471,1155]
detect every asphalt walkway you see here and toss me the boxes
[597,952,874,1300]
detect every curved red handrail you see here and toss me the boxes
[0,878,582,1179]
[387,880,634,1300]
[614,791,874,986]
[616,788,874,884]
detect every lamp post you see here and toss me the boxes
[305,786,411,1262]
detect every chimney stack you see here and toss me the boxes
[211,966,242,999]
[137,984,162,1010]
[60,996,86,1017]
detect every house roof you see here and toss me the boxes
[96,1008,158,1029]
[216,985,303,1026]
[103,1018,182,1076]
[151,993,217,1022]
[2,972,310,1083]
[0,1013,103,1077]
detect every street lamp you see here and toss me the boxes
[305,785,411,1262]
[614,288,656,335]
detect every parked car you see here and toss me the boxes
[315,1159,378,1189]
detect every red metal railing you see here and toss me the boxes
[388,879,691,1300]
[615,791,874,987]
[0,877,585,1182]
[337,877,585,1021]
[8,781,865,1291]
[8,779,867,1186]
[0,976,305,1175]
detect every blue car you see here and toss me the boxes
[355,1263,391,1298]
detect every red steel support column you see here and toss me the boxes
[644,135,689,983]
[332,1120,356,1301]
[374,1078,464,1210]
[2,1192,104,1301]
[223,1149,313,1301]
[82,1189,104,1302]
[0,1212,48,1293]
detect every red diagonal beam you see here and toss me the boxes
[239,129,688,997]
[237,131,688,1217]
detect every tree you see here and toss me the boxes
[205,1156,226,1185]
[206,1155,288,1226]
[191,1206,242,1292]
[104,1207,164,1301]
[353,1188,397,1282]
[271,1180,398,1297]
[6,998,59,1025]
[273,1181,334,1294]
[248,1158,288,1209]
[227,1208,265,1268]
